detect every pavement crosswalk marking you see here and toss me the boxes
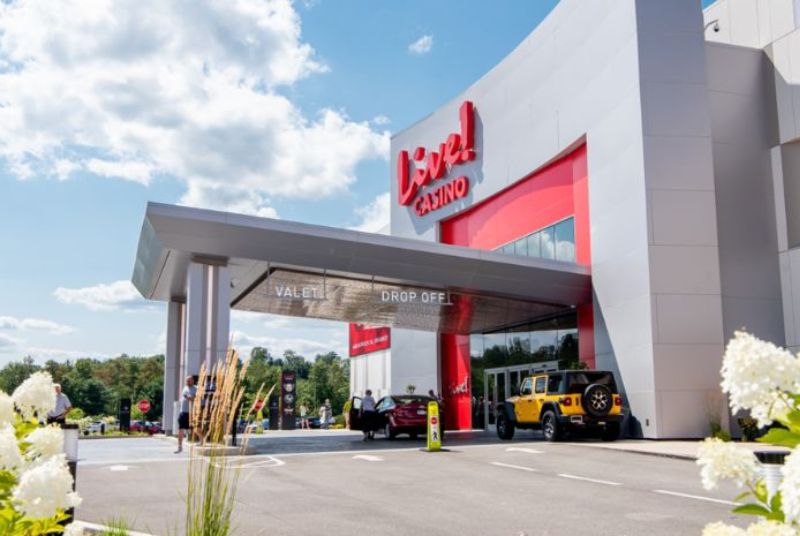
[352,454,384,462]
[557,473,621,486]
[505,447,544,454]
[490,462,538,472]
[652,489,739,506]
[109,465,130,472]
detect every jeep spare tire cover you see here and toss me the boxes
[583,384,612,417]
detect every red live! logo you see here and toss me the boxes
[397,101,476,216]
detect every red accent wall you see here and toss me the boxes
[439,144,593,429]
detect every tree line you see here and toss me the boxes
[0,346,350,421]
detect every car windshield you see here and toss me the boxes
[391,396,430,406]
[565,372,617,393]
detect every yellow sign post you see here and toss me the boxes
[426,401,442,452]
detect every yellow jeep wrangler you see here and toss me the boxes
[496,370,623,442]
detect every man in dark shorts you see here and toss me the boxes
[175,375,196,454]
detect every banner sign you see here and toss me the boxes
[349,324,391,357]
[280,371,296,430]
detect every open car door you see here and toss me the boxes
[348,397,363,431]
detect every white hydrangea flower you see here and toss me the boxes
[703,522,746,536]
[697,438,760,490]
[745,520,797,536]
[0,424,23,470]
[62,523,84,536]
[12,371,56,419]
[720,331,800,427]
[25,425,63,461]
[780,447,800,523]
[0,392,16,425]
[12,454,81,519]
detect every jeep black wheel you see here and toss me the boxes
[583,384,613,418]
[542,411,560,442]
[384,422,396,440]
[600,422,620,442]
[496,413,515,440]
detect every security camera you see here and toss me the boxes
[713,22,720,32]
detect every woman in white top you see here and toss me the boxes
[361,389,377,441]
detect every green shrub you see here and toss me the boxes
[709,421,731,441]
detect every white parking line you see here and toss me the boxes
[505,447,544,454]
[653,489,738,506]
[557,473,621,486]
[352,454,384,462]
[491,462,538,472]
[108,465,130,472]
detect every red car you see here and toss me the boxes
[349,395,435,439]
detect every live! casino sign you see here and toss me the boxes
[397,101,475,216]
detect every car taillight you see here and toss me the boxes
[614,396,622,407]
[561,397,572,407]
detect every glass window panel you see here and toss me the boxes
[540,227,555,260]
[481,332,508,367]
[526,233,541,258]
[555,218,576,262]
[534,377,546,393]
[530,319,558,362]
[514,237,527,256]
[502,243,514,255]
[469,333,484,360]
[506,326,531,364]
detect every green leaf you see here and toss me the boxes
[733,490,752,502]
[766,492,786,522]
[754,481,769,504]
[757,428,800,448]
[732,503,772,517]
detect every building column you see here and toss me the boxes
[163,300,184,436]
[184,261,231,378]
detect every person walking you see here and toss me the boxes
[299,402,309,430]
[361,389,377,441]
[319,399,332,430]
[46,384,72,426]
[175,375,196,454]
[343,397,352,430]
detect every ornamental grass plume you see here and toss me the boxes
[184,347,263,536]
[697,438,760,490]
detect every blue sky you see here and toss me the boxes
[0,0,718,365]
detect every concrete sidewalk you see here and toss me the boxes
[571,439,791,460]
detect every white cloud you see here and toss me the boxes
[86,159,153,185]
[19,346,109,362]
[351,192,390,234]
[0,316,75,335]
[0,0,389,216]
[232,330,345,359]
[408,34,433,55]
[0,333,21,350]
[372,115,391,126]
[53,280,150,312]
